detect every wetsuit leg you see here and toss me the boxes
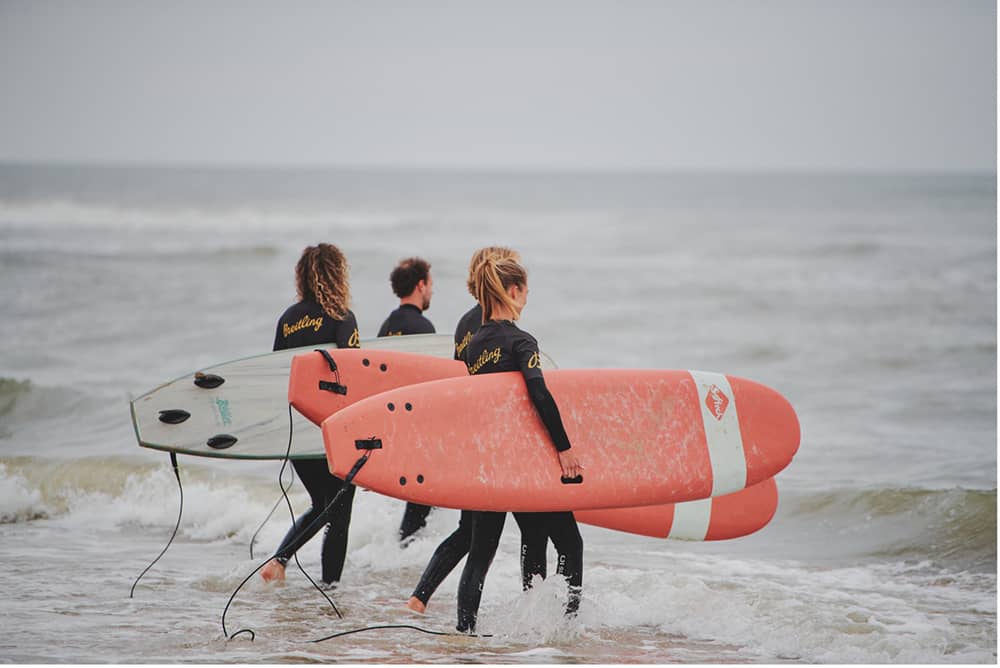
[512,512,548,590]
[399,502,433,543]
[272,460,346,563]
[320,480,356,584]
[543,511,583,616]
[456,511,506,633]
[410,510,474,605]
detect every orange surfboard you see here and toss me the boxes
[321,368,799,512]
[290,349,782,540]
[575,476,778,540]
[288,348,464,427]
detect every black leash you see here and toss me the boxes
[222,404,371,641]
[249,464,295,559]
[129,452,184,598]
[311,624,492,642]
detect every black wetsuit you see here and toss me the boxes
[377,303,436,337]
[409,305,553,607]
[453,304,482,364]
[377,303,436,542]
[455,319,583,633]
[270,300,360,583]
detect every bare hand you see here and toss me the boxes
[558,449,583,479]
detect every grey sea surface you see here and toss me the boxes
[0,164,995,663]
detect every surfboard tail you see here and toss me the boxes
[574,476,779,540]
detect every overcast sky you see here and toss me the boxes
[0,0,995,171]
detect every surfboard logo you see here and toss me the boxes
[705,385,730,421]
[215,398,233,426]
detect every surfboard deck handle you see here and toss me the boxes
[314,350,348,394]
[355,438,383,450]
[193,372,225,389]
[561,475,584,485]
[319,380,348,395]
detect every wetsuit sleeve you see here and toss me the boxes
[513,334,571,452]
[525,376,571,452]
[336,311,361,349]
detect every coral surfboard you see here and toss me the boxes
[575,476,778,540]
[289,349,780,540]
[322,369,799,511]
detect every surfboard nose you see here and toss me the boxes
[730,377,800,486]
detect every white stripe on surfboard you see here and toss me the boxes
[667,497,712,540]
[689,370,747,497]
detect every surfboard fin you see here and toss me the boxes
[207,434,238,450]
[193,372,225,389]
[158,409,191,424]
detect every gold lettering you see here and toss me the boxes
[527,352,540,369]
[467,346,502,375]
[282,315,324,338]
[455,331,473,357]
[348,328,360,348]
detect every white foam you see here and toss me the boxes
[0,464,46,522]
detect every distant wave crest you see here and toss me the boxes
[788,486,996,571]
[0,377,32,418]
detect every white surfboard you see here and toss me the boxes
[130,334,556,460]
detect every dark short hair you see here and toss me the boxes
[390,257,431,298]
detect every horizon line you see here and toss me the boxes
[0,159,995,177]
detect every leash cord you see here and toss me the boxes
[129,451,183,598]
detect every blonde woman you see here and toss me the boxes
[407,247,556,614]
[261,243,360,585]
[454,253,583,634]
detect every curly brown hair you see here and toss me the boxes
[390,257,431,298]
[295,243,350,319]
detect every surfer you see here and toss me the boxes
[377,257,438,545]
[377,256,436,337]
[260,243,361,586]
[406,247,555,615]
[456,253,584,633]
[445,252,585,633]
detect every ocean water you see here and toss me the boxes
[0,164,995,663]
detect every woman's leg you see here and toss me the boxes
[455,511,506,633]
[544,511,583,616]
[399,502,434,544]
[512,512,548,590]
[263,460,348,581]
[410,510,474,607]
[320,480,356,584]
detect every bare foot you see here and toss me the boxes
[406,596,426,614]
[260,559,286,583]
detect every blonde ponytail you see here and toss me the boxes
[466,246,520,296]
[472,255,528,322]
